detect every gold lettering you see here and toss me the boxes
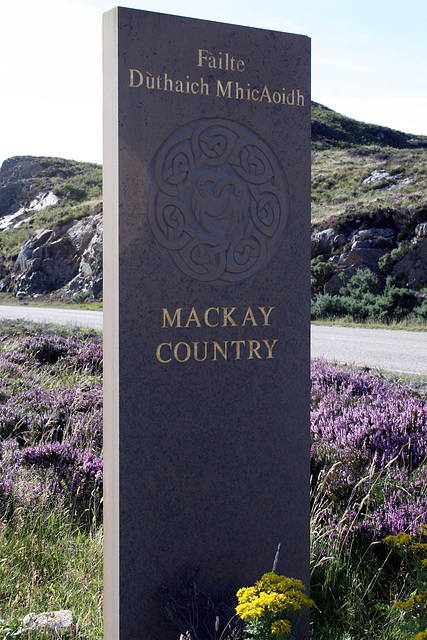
[193,342,208,362]
[213,341,228,360]
[231,340,245,360]
[287,89,295,105]
[163,73,173,91]
[204,307,220,327]
[197,49,209,67]
[258,306,275,326]
[175,80,184,93]
[185,307,202,328]
[263,339,279,359]
[200,78,209,96]
[235,82,244,100]
[174,342,191,362]
[129,68,143,87]
[242,307,257,326]
[145,72,154,90]
[297,89,305,106]
[162,308,182,328]
[222,307,237,327]
[216,79,232,98]
[156,342,172,363]
[248,340,262,360]
[251,88,259,101]
[197,49,245,72]
[260,85,272,103]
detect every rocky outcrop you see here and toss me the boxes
[312,223,427,296]
[66,213,103,298]
[391,227,427,289]
[0,155,103,299]
[10,211,102,298]
[0,156,75,218]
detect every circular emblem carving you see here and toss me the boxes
[148,118,289,284]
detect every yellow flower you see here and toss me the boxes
[235,571,315,636]
[271,619,291,635]
[414,631,427,640]
[384,532,413,547]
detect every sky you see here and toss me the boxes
[1,0,426,167]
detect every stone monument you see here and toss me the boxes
[103,7,311,639]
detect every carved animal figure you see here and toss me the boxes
[191,173,248,238]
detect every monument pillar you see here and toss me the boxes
[103,8,311,639]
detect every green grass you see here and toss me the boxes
[310,467,427,640]
[0,321,103,639]
[0,293,102,312]
[0,503,103,640]
[311,146,427,226]
[311,317,427,331]
[0,159,102,264]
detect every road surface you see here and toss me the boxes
[0,306,425,374]
[311,323,427,375]
[0,305,103,330]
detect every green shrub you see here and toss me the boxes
[311,293,345,319]
[54,169,102,203]
[311,269,420,323]
[379,243,410,274]
[311,257,336,294]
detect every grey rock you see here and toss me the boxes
[65,213,103,298]
[416,237,427,262]
[352,240,372,249]
[338,247,387,269]
[333,233,347,248]
[311,227,335,257]
[329,255,341,264]
[11,212,103,298]
[22,609,76,637]
[362,169,391,185]
[392,250,427,289]
[324,272,345,295]
[349,228,395,248]
[415,222,427,238]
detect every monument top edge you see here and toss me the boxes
[102,5,310,41]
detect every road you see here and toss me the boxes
[0,305,103,330]
[0,305,425,374]
[311,323,427,375]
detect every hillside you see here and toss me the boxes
[310,104,427,322]
[0,156,102,299]
[311,102,427,226]
[0,103,426,315]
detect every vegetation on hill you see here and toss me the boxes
[0,157,102,261]
[311,103,427,227]
[311,102,427,150]
[310,104,427,325]
[0,103,426,320]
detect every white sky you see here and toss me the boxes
[1,0,426,167]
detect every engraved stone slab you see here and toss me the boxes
[103,8,311,640]
[148,118,289,283]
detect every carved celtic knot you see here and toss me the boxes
[148,119,289,283]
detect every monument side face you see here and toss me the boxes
[103,8,311,639]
